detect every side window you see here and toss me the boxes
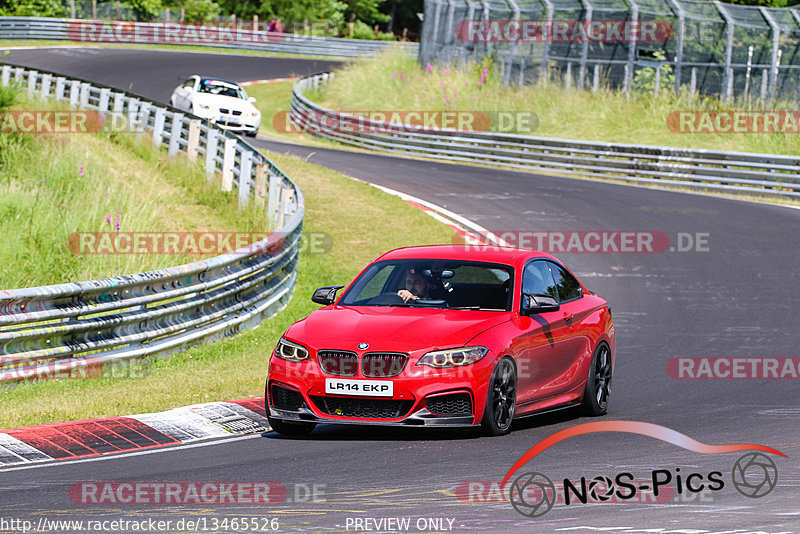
[522,261,558,298]
[548,263,582,302]
[183,78,195,89]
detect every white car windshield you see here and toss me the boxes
[198,79,247,99]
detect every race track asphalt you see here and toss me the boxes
[1,47,798,533]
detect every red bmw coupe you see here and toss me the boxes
[265,245,615,436]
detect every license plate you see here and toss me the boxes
[325,378,393,397]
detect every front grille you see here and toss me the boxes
[426,393,472,416]
[270,384,304,410]
[318,350,358,376]
[362,353,408,377]
[219,107,229,114]
[232,110,242,116]
[311,396,413,419]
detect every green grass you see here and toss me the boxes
[310,49,800,156]
[0,117,457,429]
[0,89,266,290]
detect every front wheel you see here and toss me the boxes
[267,416,316,436]
[580,342,612,416]
[481,358,516,436]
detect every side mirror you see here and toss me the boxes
[312,285,344,305]
[248,96,257,103]
[521,292,560,315]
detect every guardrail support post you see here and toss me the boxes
[80,82,91,107]
[255,164,269,208]
[167,112,183,156]
[98,88,111,115]
[138,102,152,137]
[206,128,219,178]
[127,98,140,134]
[152,107,166,146]
[0,65,10,86]
[221,138,237,191]
[267,175,281,227]
[69,80,80,107]
[112,92,125,115]
[187,119,201,162]
[55,77,66,100]
[238,150,254,208]
[40,74,52,98]
[27,70,37,96]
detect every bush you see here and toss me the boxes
[183,0,220,22]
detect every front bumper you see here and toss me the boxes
[268,404,476,428]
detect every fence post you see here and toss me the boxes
[690,67,697,95]
[27,70,37,96]
[654,64,661,97]
[255,164,269,208]
[267,174,281,228]
[238,150,253,208]
[69,80,80,107]
[759,7,780,101]
[187,119,201,162]
[713,1,735,102]
[55,77,66,100]
[80,82,91,107]
[167,112,183,156]
[152,107,166,145]
[578,0,593,90]
[206,128,220,178]
[137,101,152,136]
[565,62,572,91]
[625,0,639,93]
[221,137,237,191]
[592,64,600,93]
[98,88,110,114]
[540,0,554,83]
[40,73,52,98]
[665,0,685,92]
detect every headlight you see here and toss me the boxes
[248,111,260,118]
[417,346,489,368]
[274,338,309,362]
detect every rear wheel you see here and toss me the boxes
[481,358,516,436]
[267,416,316,436]
[580,343,612,416]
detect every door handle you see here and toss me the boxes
[563,311,574,322]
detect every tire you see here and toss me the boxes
[481,357,516,436]
[580,342,612,416]
[267,416,316,436]
[245,129,258,138]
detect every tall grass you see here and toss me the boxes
[0,91,263,290]
[311,48,800,156]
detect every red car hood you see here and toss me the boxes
[284,306,511,353]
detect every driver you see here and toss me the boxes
[397,268,430,302]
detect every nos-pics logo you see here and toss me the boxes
[502,421,783,518]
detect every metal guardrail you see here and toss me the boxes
[0,62,304,382]
[291,72,800,199]
[0,16,418,59]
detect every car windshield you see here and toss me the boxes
[339,260,513,311]
[198,79,246,99]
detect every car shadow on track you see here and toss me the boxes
[261,407,584,441]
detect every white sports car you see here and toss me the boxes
[170,76,260,137]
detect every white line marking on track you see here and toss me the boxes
[0,433,263,474]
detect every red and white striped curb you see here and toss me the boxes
[240,77,296,87]
[0,398,268,467]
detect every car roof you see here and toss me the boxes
[375,244,557,266]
